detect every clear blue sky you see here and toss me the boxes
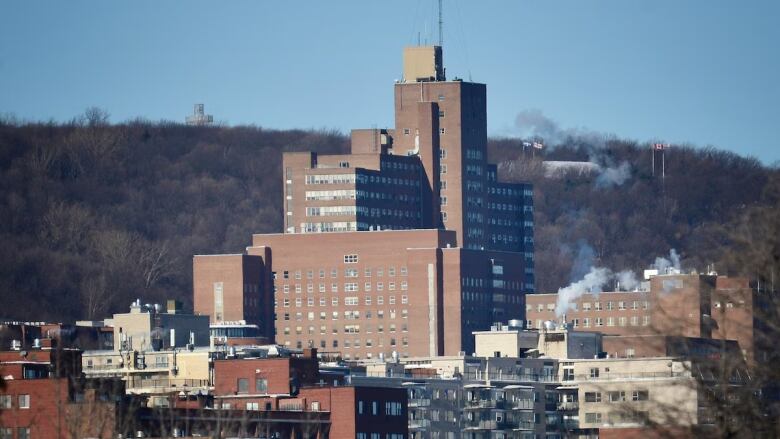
[1,1,778,164]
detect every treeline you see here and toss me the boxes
[0,113,348,321]
[491,136,777,291]
[0,112,776,321]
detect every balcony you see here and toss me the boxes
[513,420,536,431]
[409,419,431,430]
[463,420,498,431]
[408,398,431,408]
[126,377,210,391]
[557,401,579,411]
[465,399,504,409]
[507,399,534,410]
[575,371,690,382]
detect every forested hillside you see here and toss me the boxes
[0,112,776,321]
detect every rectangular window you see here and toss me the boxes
[584,392,602,403]
[0,395,11,409]
[0,428,12,439]
[589,368,600,378]
[18,394,29,409]
[608,391,626,402]
[16,429,30,439]
[237,378,249,394]
[585,413,602,424]
[344,254,359,263]
[632,390,649,401]
[255,378,268,393]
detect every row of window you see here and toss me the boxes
[305,173,357,185]
[0,394,29,410]
[584,411,650,425]
[302,221,357,232]
[526,315,650,329]
[283,337,409,350]
[488,186,532,197]
[380,159,419,172]
[283,322,408,335]
[279,265,407,279]
[360,207,420,220]
[0,428,30,439]
[278,282,409,295]
[305,205,357,217]
[357,400,405,418]
[304,189,356,201]
[281,309,407,321]
[584,390,649,403]
[530,300,650,313]
[357,434,404,439]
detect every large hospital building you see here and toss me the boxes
[194,45,535,359]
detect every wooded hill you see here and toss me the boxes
[0,113,776,321]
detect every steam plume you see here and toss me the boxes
[555,267,611,317]
[616,269,639,291]
[595,161,632,188]
[653,249,681,274]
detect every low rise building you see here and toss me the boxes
[212,348,408,439]
[0,348,126,439]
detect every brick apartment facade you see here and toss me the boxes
[526,273,758,362]
[212,349,408,439]
[0,349,124,439]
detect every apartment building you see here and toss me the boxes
[212,348,408,439]
[351,355,559,439]
[526,273,757,362]
[0,349,125,439]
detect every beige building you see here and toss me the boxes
[82,348,211,400]
[558,357,701,433]
[113,300,210,352]
[473,321,602,360]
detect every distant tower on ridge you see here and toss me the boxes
[186,103,214,126]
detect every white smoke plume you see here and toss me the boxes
[595,161,632,188]
[555,267,612,317]
[653,249,681,274]
[514,109,609,148]
[555,249,683,316]
[615,269,639,292]
[569,240,596,283]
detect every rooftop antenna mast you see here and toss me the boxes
[438,0,444,46]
